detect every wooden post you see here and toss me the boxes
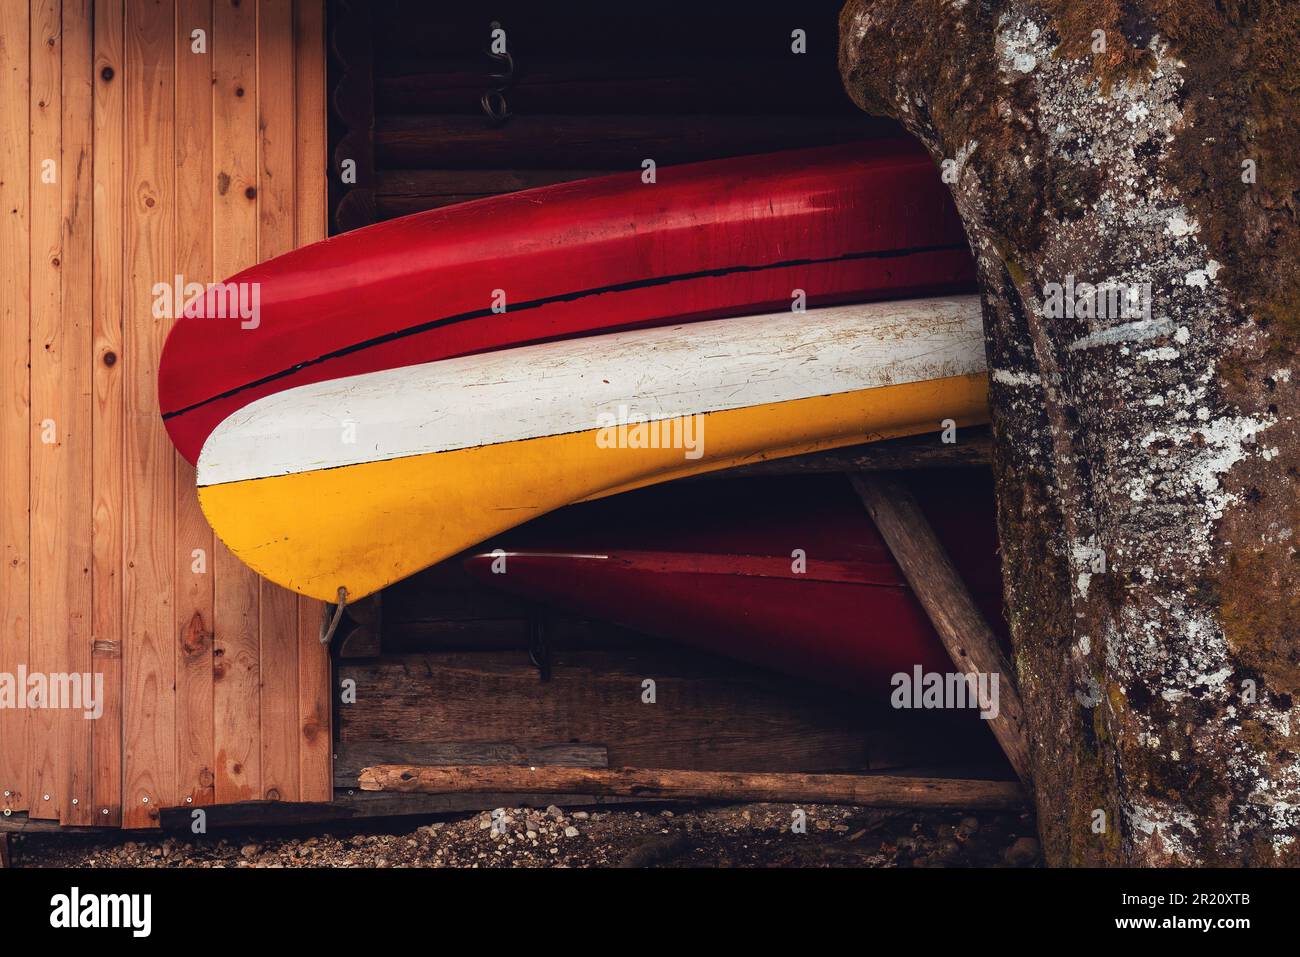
[358,765,1026,810]
[849,473,1033,787]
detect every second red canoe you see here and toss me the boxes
[463,473,1006,696]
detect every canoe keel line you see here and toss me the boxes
[196,297,989,602]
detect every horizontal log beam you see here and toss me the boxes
[374,114,895,168]
[374,57,856,115]
[334,741,608,789]
[375,167,611,197]
[358,765,1026,810]
[701,428,993,479]
[370,11,848,64]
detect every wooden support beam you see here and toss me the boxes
[373,114,888,170]
[357,765,1026,810]
[700,428,993,480]
[849,473,1033,787]
[334,741,608,790]
[372,56,858,116]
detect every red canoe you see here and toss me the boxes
[158,140,973,464]
[462,474,1006,695]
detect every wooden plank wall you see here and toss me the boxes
[0,0,331,828]
[0,0,32,820]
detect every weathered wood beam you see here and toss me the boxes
[333,741,608,790]
[374,114,891,169]
[372,56,857,116]
[849,473,1032,787]
[0,812,103,834]
[357,765,1026,810]
[700,428,992,479]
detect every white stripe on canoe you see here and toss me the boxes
[198,295,985,486]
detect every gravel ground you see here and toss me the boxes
[12,802,1041,868]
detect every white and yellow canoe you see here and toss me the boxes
[196,296,989,602]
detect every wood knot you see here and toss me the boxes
[180,612,212,657]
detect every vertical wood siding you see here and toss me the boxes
[0,0,33,819]
[0,0,331,828]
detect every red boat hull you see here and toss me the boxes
[462,475,1005,696]
[158,141,974,464]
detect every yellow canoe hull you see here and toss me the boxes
[199,374,989,602]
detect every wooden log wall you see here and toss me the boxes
[336,645,1006,783]
[0,0,331,829]
[331,0,898,230]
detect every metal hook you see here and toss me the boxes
[481,28,515,125]
[480,89,512,124]
[487,50,515,85]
